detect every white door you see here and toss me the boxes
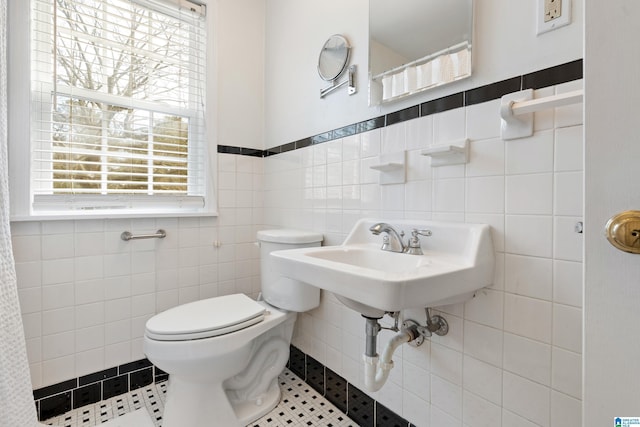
[584,1,640,425]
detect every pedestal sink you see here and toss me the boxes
[270,218,495,317]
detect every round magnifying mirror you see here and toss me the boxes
[317,35,351,82]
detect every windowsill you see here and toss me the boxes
[10,210,219,222]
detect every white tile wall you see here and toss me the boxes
[12,80,583,426]
[263,81,583,427]
[11,154,264,390]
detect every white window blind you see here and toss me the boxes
[30,0,209,214]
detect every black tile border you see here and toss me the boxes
[523,58,583,90]
[325,367,348,414]
[464,76,522,107]
[376,400,411,427]
[33,358,166,421]
[219,59,582,159]
[33,347,415,425]
[386,105,419,126]
[420,92,464,116]
[288,345,416,427]
[39,391,71,421]
[305,355,325,395]
[348,383,375,427]
[288,345,306,380]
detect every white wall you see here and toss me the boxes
[264,0,583,148]
[262,1,584,425]
[216,0,265,150]
[12,152,266,389]
[263,82,584,426]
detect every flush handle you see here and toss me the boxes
[605,210,640,254]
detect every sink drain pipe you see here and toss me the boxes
[362,317,419,392]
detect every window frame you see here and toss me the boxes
[7,0,218,221]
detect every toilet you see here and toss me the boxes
[143,229,322,427]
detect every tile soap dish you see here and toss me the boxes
[421,139,469,167]
[369,151,406,185]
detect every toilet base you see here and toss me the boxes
[232,378,281,425]
[162,377,242,427]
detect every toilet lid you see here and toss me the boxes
[145,294,266,341]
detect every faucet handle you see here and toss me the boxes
[411,229,432,240]
[405,229,432,255]
[380,234,391,251]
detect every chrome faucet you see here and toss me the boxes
[369,223,406,253]
[369,223,432,255]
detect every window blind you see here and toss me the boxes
[31,0,208,213]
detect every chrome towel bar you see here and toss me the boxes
[121,229,166,241]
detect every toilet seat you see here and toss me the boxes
[145,294,266,341]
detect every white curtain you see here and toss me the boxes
[0,0,39,425]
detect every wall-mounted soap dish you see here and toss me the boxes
[421,139,469,167]
[369,151,406,185]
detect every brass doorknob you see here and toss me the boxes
[605,211,640,254]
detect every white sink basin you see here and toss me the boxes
[270,218,495,317]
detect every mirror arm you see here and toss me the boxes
[320,65,357,98]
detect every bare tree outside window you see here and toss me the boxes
[50,0,196,194]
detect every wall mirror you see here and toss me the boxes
[318,34,357,98]
[369,0,473,105]
[318,35,350,81]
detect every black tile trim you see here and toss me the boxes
[129,367,154,391]
[420,92,464,116]
[305,355,325,395]
[295,138,313,150]
[33,358,168,421]
[79,367,117,387]
[102,374,129,400]
[348,383,375,427]
[217,144,267,157]
[280,141,296,153]
[523,59,583,90]
[33,378,77,400]
[325,367,348,414]
[72,382,101,409]
[376,400,410,427]
[39,391,71,420]
[464,76,522,106]
[386,105,419,126]
[221,60,583,158]
[357,116,386,133]
[118,358,153,375]
[288,345,306,381]
[289,345,412,427]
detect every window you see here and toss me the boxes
[11,0,215,218]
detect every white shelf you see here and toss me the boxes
[421,139,469,167]
[369,151,406,185]
[369,162,403,172]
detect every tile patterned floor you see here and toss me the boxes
[43,369,358,427]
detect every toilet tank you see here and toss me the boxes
[257,229,323,312]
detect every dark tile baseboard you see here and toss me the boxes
[219,59,583,159]
[34,346,414,426]
[288,345,415,427]
[33,358,167,421]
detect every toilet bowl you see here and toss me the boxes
[143,229,322,427]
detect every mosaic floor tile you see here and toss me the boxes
[43,369,358,427]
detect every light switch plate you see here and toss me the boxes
[537,0,571,35]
